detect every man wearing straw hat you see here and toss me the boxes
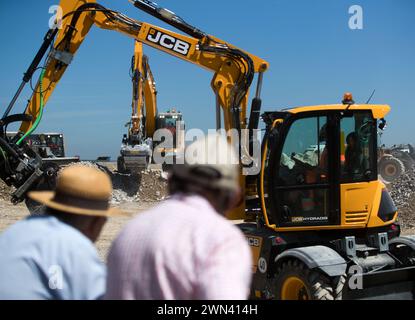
[106,133,252,300]
[0,165,123,300]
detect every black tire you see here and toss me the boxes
[389,239,415,266]
[378,157,405,182]
[273,259,345,300]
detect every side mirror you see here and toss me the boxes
[378,118,387,131]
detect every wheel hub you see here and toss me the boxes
[281,276,310,300]
[385,164,397,176]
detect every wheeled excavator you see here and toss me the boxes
[117,41,184,174]
[1,0,414,300]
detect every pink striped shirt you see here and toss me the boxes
[105,194,252,300]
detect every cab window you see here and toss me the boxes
[278,116,328,186]
[274,116,330,226]
[340,112,376,182]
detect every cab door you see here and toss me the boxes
[339,111,379,227]
[264,113,340,228]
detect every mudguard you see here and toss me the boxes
[390,235,415,251]
[275,245,347,277]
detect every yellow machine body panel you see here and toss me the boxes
[286,104,390,119]
[340,180,397,228]
[246,236,263,273]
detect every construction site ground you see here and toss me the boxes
[0,162,414,262]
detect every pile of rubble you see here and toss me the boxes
[0,161,168,205]
[109,168,168,204]
[67,161,168,204]
[389,168,415,208]
[389,167,415,231]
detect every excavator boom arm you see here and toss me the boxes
[18,0,268,133]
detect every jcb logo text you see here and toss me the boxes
[147,29,190,56]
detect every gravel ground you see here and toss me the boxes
[0,199,157,261]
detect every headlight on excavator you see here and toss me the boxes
[378,188,398,222]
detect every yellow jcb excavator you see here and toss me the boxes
[0,0,414,300]
[117,41,184,173]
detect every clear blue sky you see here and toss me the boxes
[0,0,414,159]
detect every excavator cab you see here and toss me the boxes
[155,109,183,146]
[261,105,382,229]
[154,108,185,169]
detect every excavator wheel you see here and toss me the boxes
[378,156,405,183]
[389,238,415,267]
[273,259,345,300]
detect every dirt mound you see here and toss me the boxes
[108,169,168,204]
[67,161,168,204]
[389,167,415,231]
[389,168,415,207]
[397,198,415,231]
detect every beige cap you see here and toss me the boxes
[173,133,240,191]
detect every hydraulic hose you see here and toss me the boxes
[17,69,46,146]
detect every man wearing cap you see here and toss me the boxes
[0,165,122,300]
[106,133,252,300]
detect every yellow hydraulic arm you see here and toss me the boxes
[130,41,157,139]
[142,50,157,137]
[18,0,269,134]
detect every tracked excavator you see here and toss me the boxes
[118,41,156,174]
[1,0,414,299]
[117,41,184,173]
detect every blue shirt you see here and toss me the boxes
[0,215,106,300]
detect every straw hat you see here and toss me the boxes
[28,165,124,217]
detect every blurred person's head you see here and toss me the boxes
[28,165,124,242]
[169,133,241,215]
[346,132,358,149]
